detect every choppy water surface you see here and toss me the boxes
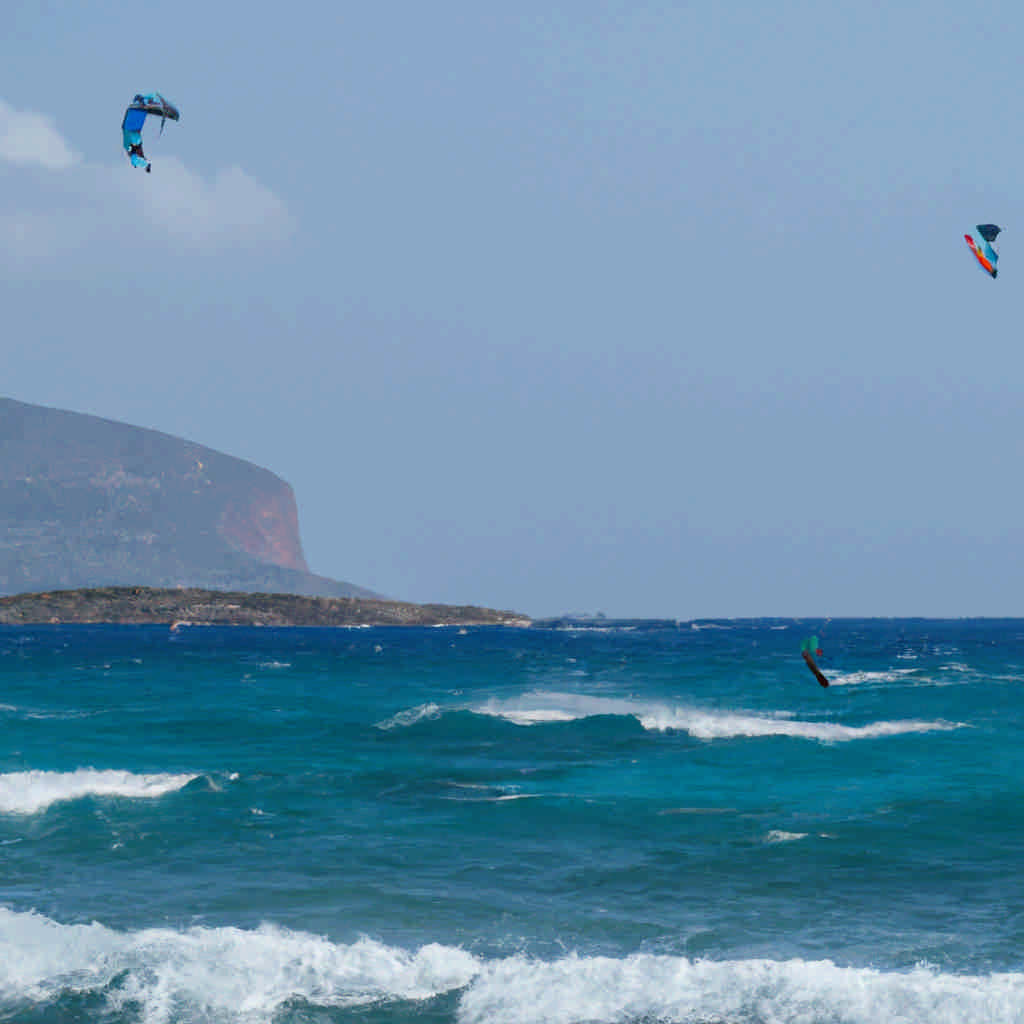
[1,619,1023,1023]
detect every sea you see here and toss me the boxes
[1,618,1023,1024]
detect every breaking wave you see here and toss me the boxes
[1,909,1023,1024]
[466,691,961,742]
[0,909,478,1023]
[375,703,442,730]
[0,769,199,815]
[459,951,1024,1024]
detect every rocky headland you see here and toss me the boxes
[0,397,375,598]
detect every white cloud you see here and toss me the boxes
[0,98,295,272]
[129,159,295,243]
[0,99,78,170]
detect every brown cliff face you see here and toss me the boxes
[0,397,375,599]
[219,489,309,573]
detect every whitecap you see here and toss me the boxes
[470,691,962,743]
[0,768,199,815]
[3,908,1024,1023]
[0,908,479,1019]
[459,951,1024,1024]
[472,692,636,726]
[764,830,808,843]
[375,703,442,730]
[641,708,961,742]
[823,668,919,686]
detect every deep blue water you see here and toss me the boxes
[1,619,1024,1022]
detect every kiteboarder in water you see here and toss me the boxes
[801,636,829,688]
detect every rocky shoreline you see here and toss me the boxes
[0,587,532,628]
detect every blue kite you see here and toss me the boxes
[121,93,180,173]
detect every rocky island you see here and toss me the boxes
[0,587,531,628]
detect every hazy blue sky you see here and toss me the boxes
[3,1,1021,617]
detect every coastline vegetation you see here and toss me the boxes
[0,586,531,628]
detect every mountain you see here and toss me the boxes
[0,397,377,599]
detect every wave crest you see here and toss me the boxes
[3,910,1023,1024]
[375,703,442,730]
[0,909,479,1021]
[460,952,1024,1024]
[469,691,961,742]
[0,769,199,815]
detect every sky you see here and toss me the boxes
[2,0,1023,618]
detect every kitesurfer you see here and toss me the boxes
[127,142,150,172]
[121,93,178,172]
[800,636,829,688]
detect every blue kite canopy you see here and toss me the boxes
[121,93,180,172]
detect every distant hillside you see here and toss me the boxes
[0,397,376,598]
[0,587,531,628]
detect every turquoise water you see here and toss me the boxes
[1,619,1023,1022]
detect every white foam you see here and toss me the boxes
[375,703,442,730]
[18,707,107,720]
[443,783,537,803]
[458,952,1024,1024]
[641,708,960,742]
[444,793,537,803]
[470,691,961,743]
[0,908,479,1023]
[0,769,199,815]
[764,830,808,843]
[827,668,919,686]
[473,692,639,726]
[2,910,1024,1023]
